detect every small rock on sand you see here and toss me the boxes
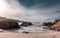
[22,31,29,34]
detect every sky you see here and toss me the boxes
[0,0,60,22]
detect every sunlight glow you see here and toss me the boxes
[0,0,7,12]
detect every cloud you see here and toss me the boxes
[0,0,25,19]
[0,0,60,22]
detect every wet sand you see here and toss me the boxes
[0,31,60,38]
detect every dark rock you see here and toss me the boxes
[0,20,20,29]
[22,31,29,33]
[42,22,54,30]
[20,22,33,27]
[43,26,48,29]
[42,22,53,26]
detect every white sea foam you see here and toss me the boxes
[6,22,48,32]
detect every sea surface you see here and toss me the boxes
[4,22,51,33]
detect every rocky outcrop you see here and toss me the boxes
[0,20,20,29]
[42,19,60,31]
[20,22,33,27]
[42,22,53,26]
[52,19,60,31]
[42,22,54,30]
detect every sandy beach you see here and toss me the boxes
[0,31,60,38]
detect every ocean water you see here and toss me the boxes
[5,22,49,33]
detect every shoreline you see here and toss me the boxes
[0,30,60,38]
[0,32,60,38]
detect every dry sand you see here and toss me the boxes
[0,31,60,38]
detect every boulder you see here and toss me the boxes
[20,22,32,27]
[0,20,20,29]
